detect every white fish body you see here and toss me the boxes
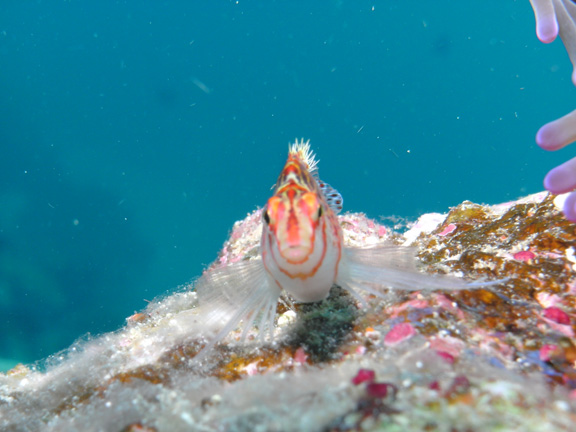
[194,140,496,357]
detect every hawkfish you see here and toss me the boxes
[194,139,496,357]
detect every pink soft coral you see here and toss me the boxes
[530,0,576,221]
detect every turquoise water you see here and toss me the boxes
[0,1,574,367]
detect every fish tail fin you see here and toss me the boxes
[193,258,280,362]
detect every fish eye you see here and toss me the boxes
[263,210,270,224]
[317,206,323,218]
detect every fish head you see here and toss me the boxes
[264,188,323,264]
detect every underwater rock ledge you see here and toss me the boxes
[2,192,576,431]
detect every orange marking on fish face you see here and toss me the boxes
[264,196,283,229]
[284,191,321,262]
[265,189,321,264]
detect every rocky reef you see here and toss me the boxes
[1,192,576,431]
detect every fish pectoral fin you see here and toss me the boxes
[338,245,503,296]
[194,258,281,360]
[343,244,419,271]
[317,179,344,214]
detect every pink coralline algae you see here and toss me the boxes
[383,322,417,346]
[544,306,571,325]
[540,344,558,361]
[513,250,536,262]
[2,192,576,431]
[435,350,456,364]
[293,346,308,364]
[437,223,457,237]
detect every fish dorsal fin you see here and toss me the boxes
[288,138,343,214]
[289,138,318,173]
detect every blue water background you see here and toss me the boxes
[0,1,573,368]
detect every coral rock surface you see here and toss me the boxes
[1,192,576,431]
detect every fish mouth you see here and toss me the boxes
[280,245,311,263]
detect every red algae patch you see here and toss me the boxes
[352,368,376,385]
[366,382,394,398]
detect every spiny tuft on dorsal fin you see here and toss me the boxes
[289,138,318,173]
